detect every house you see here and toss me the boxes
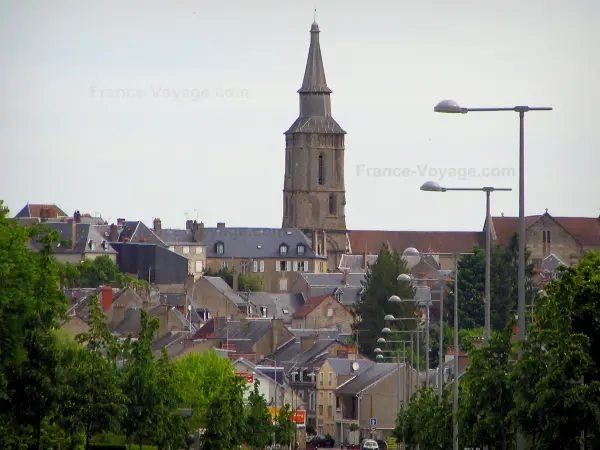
[190,276,245,319]
[315,358,376,438]
[334,362,419,443]
[347,230,484,271]
[291,272,366,307]
[14,203,67,220]
[201,223,327,293]
[195,317,295,363]
[26,216,118,264]
[239,291,305,323]
[490,210,600,268]
[159,219,206,281]
[291,294,353,334]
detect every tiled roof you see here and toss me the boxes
[204,276,245,307]
[292,294,347,319]
[29,222,117,255]
[161,229,204,245]
[202,227,324,259]
[326,358,375,376]
[348,230,484,255]
[209,319,273,344]
[338,254,379,272]
[301,273,365,306]
[14,203,67,219]
[492,213,600,247]
[336,363,400,395]
[113,308,143,336]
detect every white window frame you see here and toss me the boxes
[182,246,190,254]
[253,261,258,273]
[195,246,203,254]
[259,260,264,272]
[216,243,224,255]
[293,261,298,272]
[297,244,305,255]
[286,261,292,272]
[279,279,288,291]
[275,261,280,272]
[195,260,203,273]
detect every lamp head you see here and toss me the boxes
[384,314,396,321]
[397,274,412,283]
[374,347,382,354]
[434,99,466,114]
[388,295,402,304]
[403,247,420,257]
[376,354,384,361]
[382,327,392,334]
[420,180,445,192]
[377,337,386,344]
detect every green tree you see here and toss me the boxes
[353,247,417,358]
[204,266,234,287]
[239,273,266,292]
[244,380,273,449]
[458,327,514,448]
[274,404,296,447]
[58,255,148,289]
[450,244,486,329]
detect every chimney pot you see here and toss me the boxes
[117,218,126,225]
[186,220,193,230]
[101,285,113,311]
[68,219,76,249]
[109,223,118,242]
[217,222,225,229]
[153,218,162,237]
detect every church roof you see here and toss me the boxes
[298,22,332,94]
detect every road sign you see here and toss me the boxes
[291,410,306,426]
[369,417,377,426]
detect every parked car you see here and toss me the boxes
[308,435,335,448]
[360,439,379,450]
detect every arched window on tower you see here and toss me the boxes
[318,153,324,185]
[329,194,335,215]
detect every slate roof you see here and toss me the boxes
[267,338,348,374]
[292,294,349,319]
[114,308,142,336]
[491,212,600,247]
[288,328,341,340]
[348,230,484,255]
[339,254,379,272]
[161,228,204,245]
[29,222,117,255]
[204,276,245,307]
[268,292,306,321]
[118,221,167,246]
[209,319,274,343]
[202,227,324,259]
[336,363,400,395]
[14,203,67,218]
[540,254,567,273]
[301,273,366,306]
[326,358,375,377]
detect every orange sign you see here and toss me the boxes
[236,372,254,383]
[291,410,306,425]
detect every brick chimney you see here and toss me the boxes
[194,222,205,243]
[101,285,113,311]
[117,218,125,225]
[74,210,82,223]
[271,318,285,353]
[186,220,193,230]
[153,218,162,238]
[217,222,225,230]
[68,219,76,249]
[300,334,318,351]
[109,223,118,242]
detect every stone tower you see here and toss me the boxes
[282,21,349,271]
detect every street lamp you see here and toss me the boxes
[403,247,473,450]
[420,180,512,342]
[434,100,552,450]
[384,314,420,388]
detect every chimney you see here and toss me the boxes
[233,272,239,292]
[186,220,193,230]
[153,218,162,237]
[342,269,348,285]
[68,219,76,249]
[217,222,225,230]
[109,223,118,242]
[271,318,284,353]
[117,218,126,225]
[363,252,368,269]
[73,210,82,223]
[101,285,113,311]
[194,222,205,243]
[322,231,327,255]
[300,334,318,351]
[240,317,249,331]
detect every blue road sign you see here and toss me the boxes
[370,418,377,426]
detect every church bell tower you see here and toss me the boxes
[282,21,349,270]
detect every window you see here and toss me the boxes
[298,260,308,272]
[543,230,551,243]
[297,244,305,255]
[334,289,343,302]
[319,372,323,387]
[222,261,228,269]
[328,392,333,406]
[169,246,175,252]
[319,391,324,405]
[286,261,292,271]
[293,261,298,272]
[309,392,315,411]
[328,372,332,387]
[336,396,340,410]
[318,153,324,185]
[278,261,289,272]
[182,246,190,254]
[215,242,224,255]
[279,279,288,291]
[240,261,248,275]
[329,194,335,215]
[259,261,265,272]
[195,260,203,273]
[260,306,268,317]
[279,244,288,256]
[195,246,203,254]
[253,261,258,273]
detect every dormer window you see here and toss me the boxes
[334,288,343,302]
[279,244,288,256]
[215,241,224,255]
[297,244,305,255]
[101,240,107,250]
[88,240,95,250]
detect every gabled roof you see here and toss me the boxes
[301,272,366,306]
[292,294,348,319]
[202,227,323,259]
[336,362,400,395]
[203,276,245,307]
[208,319,274,344]
[118,221,167,247]
[29,222,117,255]
[161,228,204,246]
[338,254,379,272]
[541,253,567,272]
[14,203,67,219]
[326,358,375,377]
[348,230,484,255]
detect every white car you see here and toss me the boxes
[360,439,379,450]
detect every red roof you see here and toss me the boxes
[293,294,340,319]
[491,214,600,246]
[15,203,67,219]
[348,230,483,254]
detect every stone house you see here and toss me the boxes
[201,224,327,293]
[159,219,206,281]
[291,272,366,308]
[190,276,246,320]
[291,294,353,334]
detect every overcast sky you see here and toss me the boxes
[1,0,598,231]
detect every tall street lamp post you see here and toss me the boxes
[404,248,473,450]
[434,99,552,450]
[420,180,512,342]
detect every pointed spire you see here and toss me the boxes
[298,21,332,94]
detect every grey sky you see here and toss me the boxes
[1,0,598,231]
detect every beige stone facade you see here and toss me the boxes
[190,276,244,319]
[291,294,353,334]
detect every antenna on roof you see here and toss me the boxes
[314,5,316,21]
